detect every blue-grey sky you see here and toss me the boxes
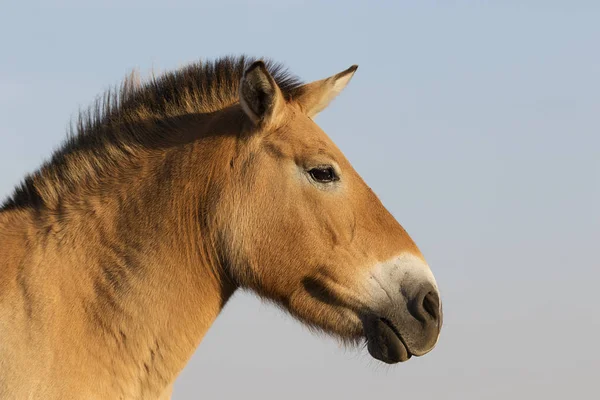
[2,1,598,399]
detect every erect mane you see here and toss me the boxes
[1,56,304,212]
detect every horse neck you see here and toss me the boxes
[22,122,238,395]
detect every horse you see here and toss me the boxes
[0,56,442,399]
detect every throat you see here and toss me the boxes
[79,242,236,398]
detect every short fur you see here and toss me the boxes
[0,56,440,399]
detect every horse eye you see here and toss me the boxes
[309,167,338,183]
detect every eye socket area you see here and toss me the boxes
[308,165,339,184]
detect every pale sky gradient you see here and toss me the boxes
[1,1,599,399]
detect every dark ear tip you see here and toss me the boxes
[335,65,358,80]
[245,60,268,76]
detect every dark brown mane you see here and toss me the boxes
[1,56,304,212]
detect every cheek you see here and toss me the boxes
[304,190,356,249]
[231,160,356,280]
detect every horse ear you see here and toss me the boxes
[239,61,285,126]
[294,65,358,118]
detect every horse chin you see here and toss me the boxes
[363,317,412,364]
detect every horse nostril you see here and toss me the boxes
[409,288,441,324]
[422,291,440,321]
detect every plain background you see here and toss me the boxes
[1,1,598,399]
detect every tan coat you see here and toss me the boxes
[0,57,442,399]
